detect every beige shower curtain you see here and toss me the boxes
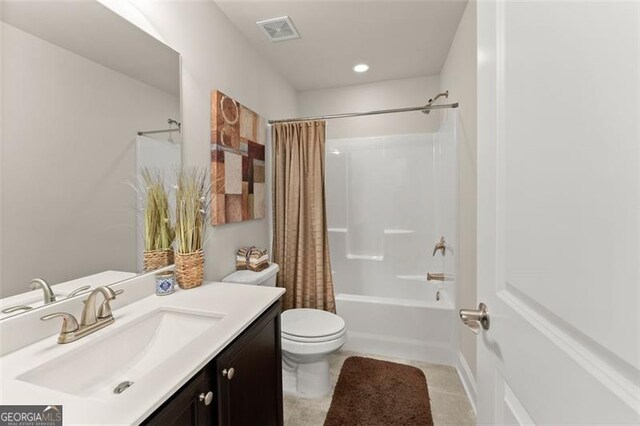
[272,120,336,313]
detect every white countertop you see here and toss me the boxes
[0,281,285,425]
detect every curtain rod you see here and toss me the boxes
[137,128,181,136]
[137,119,181,136]
[267,91,458,125]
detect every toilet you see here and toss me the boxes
[222,263,346,398]
[280,308,346,397]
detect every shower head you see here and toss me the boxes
[422,91,449,114]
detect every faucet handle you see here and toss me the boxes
[66,285,91,299]
[432,237,446,257]
[2,305,34,314]
[41,312,79,333]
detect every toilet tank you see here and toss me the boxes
[222,263,279,287]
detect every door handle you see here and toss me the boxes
[459,303,490,335]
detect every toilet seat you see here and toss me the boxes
[282,327,346,343]
[281,308,345,340]
[281,329,346,358]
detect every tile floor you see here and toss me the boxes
[284,350,476,426]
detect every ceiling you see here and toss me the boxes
[215,1,467,91]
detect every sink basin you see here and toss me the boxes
[17,308,224,399]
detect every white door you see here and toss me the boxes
[474,1,640,424]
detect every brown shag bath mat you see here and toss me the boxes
[324,356,433,426]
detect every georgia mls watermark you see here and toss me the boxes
[0,405,62,426]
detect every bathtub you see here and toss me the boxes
[335,285,456,366]
[326,130,459,367]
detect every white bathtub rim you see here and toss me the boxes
[335,292,453,310]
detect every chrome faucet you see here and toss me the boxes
[80,286,117,326]
[29,278,56,304]
[432,237,446,256]
[41,286,121,344]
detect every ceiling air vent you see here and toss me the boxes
[256,16,300,43]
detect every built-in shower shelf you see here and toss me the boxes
[328,228,413,235]
[384,229,414,234]
[396,275,452,286]
[396,275,427,281]
[346,254,384,261]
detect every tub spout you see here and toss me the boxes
[427,272,445,281]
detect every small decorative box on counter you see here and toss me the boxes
[155,271,175,296]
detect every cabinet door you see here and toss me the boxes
[216,303,283,426]
[143,370,214,426]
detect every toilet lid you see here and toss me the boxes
[281,308,345,339]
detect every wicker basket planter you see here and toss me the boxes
[143,249,174,272]
[175,249,204,289]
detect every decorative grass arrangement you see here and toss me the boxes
[174,168,210,289]
[141,168,175,271]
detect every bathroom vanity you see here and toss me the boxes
[143,300,283,426]
[0,279,285,425]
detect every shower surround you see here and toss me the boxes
[326,113,458,365]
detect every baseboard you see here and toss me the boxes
[456,351,477,416]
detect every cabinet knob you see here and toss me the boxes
[199,391,213,406]
[222,367,235,380]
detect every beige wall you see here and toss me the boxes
[298,75,441,139]
[440,2,478,378]
[1,22,179,297]
[118,2,298,281]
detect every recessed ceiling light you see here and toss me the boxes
[353,64,369,73]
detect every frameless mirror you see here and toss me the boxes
[0,1,181,319]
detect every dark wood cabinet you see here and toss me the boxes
[143,301,283,426]
[143,370,213,426]
[215,301,283,426]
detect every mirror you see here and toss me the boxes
[0,1,181,319]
